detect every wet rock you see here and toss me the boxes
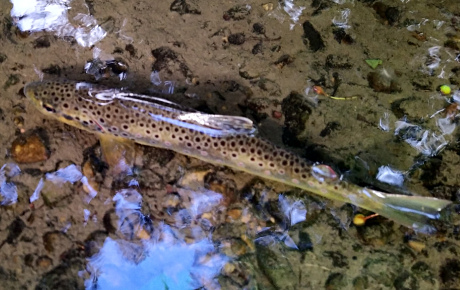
[33,36,51,48]
[320,121,341,137]
[252,42,263,55]
[43,231,72,253]
[151,46,192,78]
[84,230,108,257]
[223,5,250,21]
[281,91,313,147]
[255,239,298,289]
[302,21,324,52]
[5,218,26,245]
[204,172,238,206]
[362,251,402,287]
[274,54,294,69]
[393,271,419,290]
[4,74,20,90]
[36,256,53,270]
[125,44,137,57]
[102,209,117,234]
[36,250,85,290]
[356,220,393,246]
[99,16,115,33]
[372,2,400,26]
[239,68,259,79]
[411,261,435,283]
[352,276,369,290]
[41,64,61,76]
[11,129,50,163]
[332,28,353,44]
[325,54,353,69]
[170,0,201,15]
[252,23,266,35]
[24,254,34,267]
[323,251,348,268]
[325,272,348,290]
[440,259,460,288]
[367,71,401,93]
[228,33,245,45]
[0,53,7,63]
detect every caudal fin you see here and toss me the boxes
[375,192,452,233]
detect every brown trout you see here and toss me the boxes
[24,80,452,233]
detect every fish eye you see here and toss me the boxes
[42,103,56,113]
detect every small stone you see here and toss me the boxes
[272,110,282,119]
[227,208,242,221]
[11,130,50,163]
[408,240,426,252]
[170,0,201,15]
[274,54,294,69]
[252,23,265,35]
[228,33,245,45]
[302,21,325,52]
[36,256,53,269]
[262,3,274,11]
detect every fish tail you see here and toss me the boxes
[367,191,452,233]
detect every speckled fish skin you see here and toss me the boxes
[24,80,452,232]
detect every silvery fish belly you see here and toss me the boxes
[24,80,453,233]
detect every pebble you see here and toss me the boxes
[11,132,49,163]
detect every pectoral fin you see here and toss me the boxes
[99,135,136,176]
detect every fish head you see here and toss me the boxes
[23,80,111,133]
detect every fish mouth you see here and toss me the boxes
[23,82,43,107]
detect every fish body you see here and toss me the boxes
[24,80,452,233]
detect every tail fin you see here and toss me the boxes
[373,192,452,233]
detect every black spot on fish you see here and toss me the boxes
[62,114,73,121]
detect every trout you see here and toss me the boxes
[24,80,452,233]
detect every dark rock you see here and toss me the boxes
[255,239,298,289]
[223,5,250,21]
[36,254,85,290]
[325,272,348,290]
[352,276,369,290]
[6,218,26,244]
[4,74,20,90]
[440,259,460,288]
[33,36,51,48]
[320,121,341,137]
[125,44,136,57]
[323,251,348,267]
[362,252,402,286]
[302,21,325,52]
[228,33,245,45]
[102,209,117,234]
[0,53,7,63]
[411,261,434,282]
[252,42,263,55]
[151,46,192,78]
[170,0,201,15]
[252,23,266,35]
[84,230,108,257]
[42,64,61,76]
[367,71,401,93]
[274,54,294,68]
[42,231,71,253]
[394,271,418,290]
[332,28,353,44]
[372,2,400,25]
[281,91,313,147]
[325,54,352,69]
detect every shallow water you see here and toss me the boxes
[1,0,460,289]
